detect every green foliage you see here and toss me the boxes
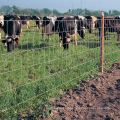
[0,5,120,16]
[13,5,21,15]
[53,9,62,16]
[0,5,13,14]
[42,8,52,15]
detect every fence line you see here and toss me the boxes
[0,13,120,118]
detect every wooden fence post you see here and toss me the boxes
[100,12,104,74]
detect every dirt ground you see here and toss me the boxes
[42,63,120,120]
[19,63,120,120]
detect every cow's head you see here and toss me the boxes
[2,37,19,52]
[85,16,98,34]
[62,32,72,49]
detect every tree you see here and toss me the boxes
[53,9,62,16]
[109,10,112,16]
[12,5,21,14]
[84,8,91,16]
[1,6,13,14]
[112,10,120,16]
[42,8,52,15]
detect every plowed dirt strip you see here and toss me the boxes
[44,63,120,120]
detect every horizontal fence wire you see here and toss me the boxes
[0,17,120,118]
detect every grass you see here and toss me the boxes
[0,20,120,119]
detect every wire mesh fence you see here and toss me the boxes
[0,13,120,118]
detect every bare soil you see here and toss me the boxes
[43,63,120,120]
[19,63,120,120]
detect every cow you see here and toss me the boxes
[85,16,98,33]
[114,16,120,41]
[31,16,42,29]
[1,15,22,52]
[52,16,64,32]
[35,16,42,29]
[96,16,120,41]
[0,15,4,39]
[19,15,32,31]
[52,15,87,49]
[42,16,58,41]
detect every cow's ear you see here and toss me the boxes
[2,40,6,43]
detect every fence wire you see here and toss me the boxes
[0,17,120,118]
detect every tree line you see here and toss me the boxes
[0,5,120,16]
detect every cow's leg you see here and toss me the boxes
[4,42,7,46]
[118,34,120,41]
[42,27,45,41]
[20,28,22,33]
[60,40,62,47]
[26,24,29,31]
[42,33,44,41]
[48,34,51,41]
[59,33,62,47]
[4,33,8,46]
[26,21,30,31]
[63,32,69,49]
[117,29,120,41]
[38,23,40,29]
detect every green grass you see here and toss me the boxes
[0,21,120,119]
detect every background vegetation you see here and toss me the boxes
[0,5,120,16]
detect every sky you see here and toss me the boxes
[0,0,120,13]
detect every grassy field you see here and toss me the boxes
[0,20,120,119]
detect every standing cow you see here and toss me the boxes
[2,15,22,52]
[96,16,120,41]
[19,15,32,31]
[85,16,98,33]
[31,16,42,29]
[36,16,42,29]
[42,16,58,41]
[53,15,86,49]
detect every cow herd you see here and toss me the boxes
[0,14,120,52]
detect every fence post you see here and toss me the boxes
[100,12,104,74]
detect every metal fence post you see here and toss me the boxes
[100,12,104,73]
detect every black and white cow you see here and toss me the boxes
[2,15,22,52]
[85,16,98,33]
[35,16,42,29]
[96,16,120,41]
[52,15,86,49]
[52,16,64,32]
[31,16,42,29]
[0,15,4,39]
[19,15,32,31]
[42,16,58,41]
